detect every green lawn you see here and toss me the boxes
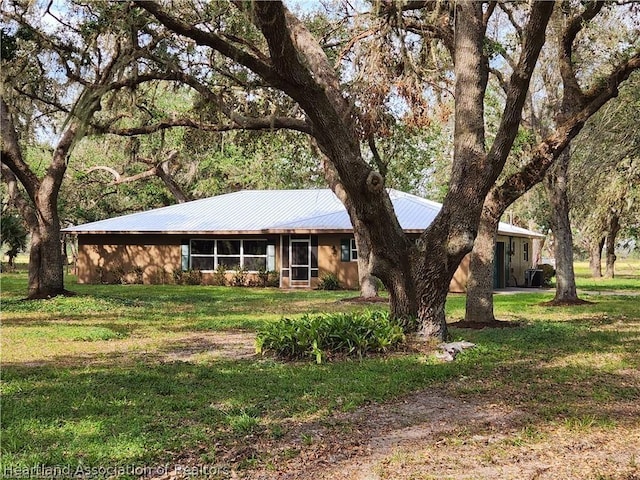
[1,266,639,478]
[573,259,640,292]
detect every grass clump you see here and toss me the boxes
[255,310,405,363]
[317,273,341,290]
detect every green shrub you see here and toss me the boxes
[255,310,405,363]
[231,266,248,286]
[256,268,279,287]
[266,270,279,287]
[113,265,127,285]
[211,264,228,286]
[317,273,341,290]
[173,269,203,285]
[131,266,144,284]
[538,264,556,286]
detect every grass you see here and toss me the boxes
[1,262,639,478]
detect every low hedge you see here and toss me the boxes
[255,310,405,363]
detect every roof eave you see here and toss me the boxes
[63,228,546,239]
[63,228,357,235]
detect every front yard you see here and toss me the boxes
[1,262,639,479]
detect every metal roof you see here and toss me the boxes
[63,188,545,239]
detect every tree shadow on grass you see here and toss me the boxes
[2,315,638,476]
[450,317,639,423]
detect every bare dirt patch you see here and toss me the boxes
[540,298,593,307]
[238,389,640,480]
[5,330,258,368]
[128,331,639,480]
[339,296,389,304]
[159,331,257,362]
[243,390,526,480]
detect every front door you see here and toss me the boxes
[290,239,310,286]
[494,242,506,289]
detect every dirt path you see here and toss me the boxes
[202,335,638,480]
[138,332,640,480]
[244,388,639,480]
[248,390,524,480]
[159,331,257,362]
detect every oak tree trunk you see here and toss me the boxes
[532,237,545,268]
[26,155,69,298]
[545,150,580,303]
[604,213,620,279]
[28,214,66,298]
[465,202,500,324]
[1,98,77,299]
[321,156,382,301]
[357,257,379,298]
[589,236,605,278]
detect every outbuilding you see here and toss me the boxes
[63,189,544,291]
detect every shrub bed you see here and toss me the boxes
[256,310,405,363]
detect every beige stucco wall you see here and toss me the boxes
[497,234,534,287]
[317,234,359,289]
[77,234,181,284]
[76,232,536,291]
[449,255,469,293]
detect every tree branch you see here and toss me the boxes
[558,1,606,110]
[483,2,497,28]
[248,1,338,93]
[487,2,554,170]
[0,98,41,201]
[97,114,311,136]
[88,151,191,203]
[367,136,388,178]
[0,163,38,230]
[86,166,121,181]
[401,19,455,56]
[153,152,191,203]
[489,50,640,212]
[137,1,282,86]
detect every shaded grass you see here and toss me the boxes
[1,353,458,473]
[1,274,386,364]
[1,271,639,477]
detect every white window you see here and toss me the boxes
[350,238,358,261]
[189,239,269,272]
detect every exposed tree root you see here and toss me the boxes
[539,298,593,307]
[449,319,520,329]
[339,296,388,304]
[26,289,77,300]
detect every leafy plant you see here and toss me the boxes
[226,410,261,434]
[211,264,228,286]
[317,273,341,290]
[256,268,279,287]
[0,212,28,267]
[231,265,248,287]
[95,266,105,284]
[112,265,127,285]
[255,310,405,363]
[538,264,556,286]
[173,269,203,285]
[131,266,144,284]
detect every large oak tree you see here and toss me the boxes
[465,2,640,322]
[0,2,188,297]
[137,0,554,338]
